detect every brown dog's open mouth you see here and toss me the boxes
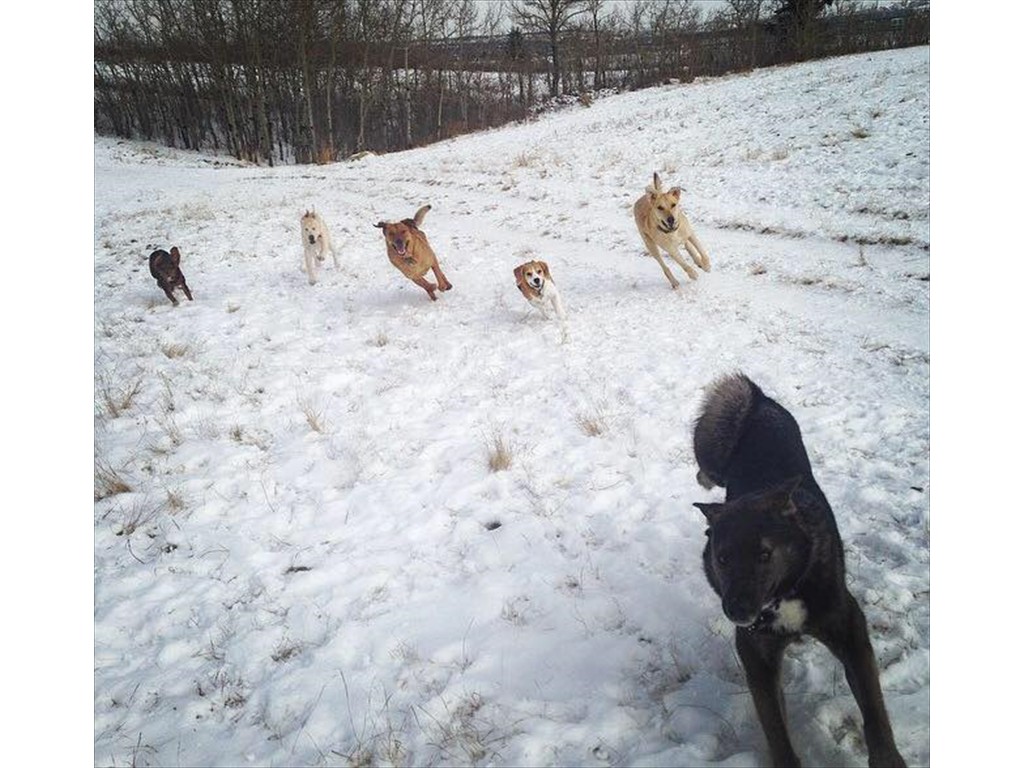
[658,222,679,234]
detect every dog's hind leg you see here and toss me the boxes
[817,593,907,768]
[685,234,712,272]
[162,285,180,306]
[736,630,801,768]
[181,280,193,301]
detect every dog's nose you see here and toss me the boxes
[722,596,759,627]
[665,216,676,228]
[308,235,316,244]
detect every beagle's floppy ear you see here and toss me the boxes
[538,261,552,280]
[513,264,525,286]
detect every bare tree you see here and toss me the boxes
[725,0,766,69]
[511,0,587,97]
[583,0,609,90]
[771,0,835,60]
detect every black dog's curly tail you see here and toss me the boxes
[692,373,761,490]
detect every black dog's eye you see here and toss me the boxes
[758,550,772,563]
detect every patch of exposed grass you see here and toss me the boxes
[161,342,189,359]
[486,432,515,472]
[98,375,143,418]
[298,395,328,434]
[575,409,609,437]
[95,459,132,501]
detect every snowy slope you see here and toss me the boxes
[94,48,929,767]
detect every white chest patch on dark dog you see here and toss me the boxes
[772,599,807,633]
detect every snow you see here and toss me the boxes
[93,48,929,767]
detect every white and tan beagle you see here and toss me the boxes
[513,260,567,339]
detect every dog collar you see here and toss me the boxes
[750,599,782,632]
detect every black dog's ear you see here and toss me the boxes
[693,501,724,525]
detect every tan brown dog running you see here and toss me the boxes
[633,172,711,289]
[374,204,452,301]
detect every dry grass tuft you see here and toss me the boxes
[165,488,186,513]
[162,342,189,359]
[95,459,132,501]
[575,409,609,437]
[99,376,143,418]
[486,432,516,472]
[298,396,328,434]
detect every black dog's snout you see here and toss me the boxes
[723,595,760,627]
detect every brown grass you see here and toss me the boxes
[95,459,132,501]
[486,432,515,472]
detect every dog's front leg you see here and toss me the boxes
[818,593,907,768]
[736,630,801,768]
[412,277,438,301]
[430,262,452,292]
[551,293,567,323]
[665,242,700,281]
[161,283,179,306]
[304,250,318,285]
[641,235,680,289]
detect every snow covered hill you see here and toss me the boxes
[94,47,929,767]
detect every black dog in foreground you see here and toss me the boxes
[692,374,906,768]
[149,246,193,306]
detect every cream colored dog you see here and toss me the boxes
[300,209,339,285]
[633,172,711,289]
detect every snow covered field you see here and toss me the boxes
[94,48,930,767]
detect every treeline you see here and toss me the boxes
[94,0,930,166]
